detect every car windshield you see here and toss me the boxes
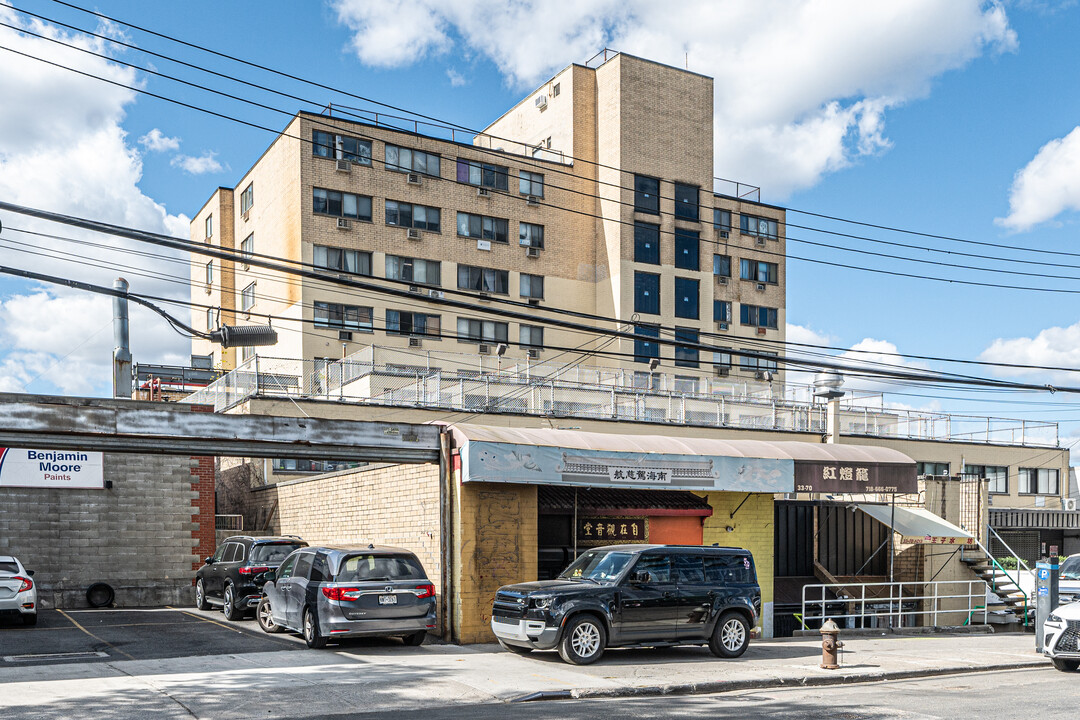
[1061,557,1080,580]
[251,543,304,565]
[558,551,634,583]
[335,554,425,582]
[0,561,18,574]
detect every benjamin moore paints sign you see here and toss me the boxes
[0,448,105,489]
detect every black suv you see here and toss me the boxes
[492,544,760,665]
[195,535,307,620]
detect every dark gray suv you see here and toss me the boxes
[257,545,437,648]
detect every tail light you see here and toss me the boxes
[323,586,363,601]
[238,566,271,576]
[12,576,32,593]
[415,583,435,599]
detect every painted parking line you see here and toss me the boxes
[56,609,135,661]
[3,651,109,662]
[170,608,302,648]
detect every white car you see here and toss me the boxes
[0,556,37,626]
[1043,601,1080,671]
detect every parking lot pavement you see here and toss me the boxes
[0,607,302,665]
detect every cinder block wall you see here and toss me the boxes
[0,453,208,608]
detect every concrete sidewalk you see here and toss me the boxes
[0,631,1049,718]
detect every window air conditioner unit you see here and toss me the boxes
[717,276,728,285]
[714,366,729,377]
[526,246,541,258]
[428,289,444,299]
[408,284,422,294]
[477,292,490,301]
[409,337,423,348]
[336,217,351,230]
[407,172,422,185]
[757,327,767,335]
[535,94,548,110]
[338,330,353,341]
[407,228,422,241]
[478,344,491,355]
[716,322,728,331]
[756,282,766,291]
[526,348,540,359]
[336,159,351,173]
[477,187,490,197]
[719,231,729,239]
[527,298,540,306]
[755,237,766,247]
[526,195,540,207]
[1065,498,1078,511]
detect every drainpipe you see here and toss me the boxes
[112,278,132,398]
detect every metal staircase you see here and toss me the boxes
[960,528,1033,625]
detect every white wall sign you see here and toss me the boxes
[0,448,105,489]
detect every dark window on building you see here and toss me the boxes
[916,462,951,477]
[1019,467,1060,495]
[386,145,440,176]
[739,350,778,372]
[674,229,700,271]
[314,302,373,331]
[634,272,660,315]
[386,255,440,285]
[519,325,544,348]
[739,304,778,328]
[740,213,779,239]
[519,222,544,248]
[457,264,509,294]
[312,130,372,165]
[713,300,732,322]
[313,188,372,221]
[385,200,440,231]
[240,183,253,215]
[674,277,699,319]
[674,183,699,221]
[713,254,731,277]
[674,328,699,368]
[740,259,779,283]
[634,174,660,214]
[457,213,508,243]
[713,208,732,232]
[386,310,440,337]
[519,171,544,197]
[634,324,660,364]
[457,159,508,190]
[520,273,544,299]
[457,318,509,343]
[634,222,660,264]
[313,245,372,275]
[964,464,1008,494]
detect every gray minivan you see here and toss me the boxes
[257,545,437,648]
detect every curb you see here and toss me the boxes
[509,660,1047,703]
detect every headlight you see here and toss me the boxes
[1048,613,1064,624]
[532,597,552,610]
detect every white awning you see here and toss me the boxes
[856,504,972,539]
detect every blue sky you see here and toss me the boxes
[2,0,1080,448]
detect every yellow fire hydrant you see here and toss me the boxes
[820,618,843,669]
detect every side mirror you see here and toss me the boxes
[265,569,277,582]
[27,570,35,577]
[205,557,214,565]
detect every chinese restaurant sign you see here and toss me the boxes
[794,461,917,494]
[901,535,975,546]
[577,517,648,546]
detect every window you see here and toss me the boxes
[916,462,950,477]
[240,183,253,215]
[713,208,732,232]
[674,277,699,319]
[704,554,756,584]
[457,264,509,294]
[740,259,779,283]
[739,350,778,372]
[634,222,660,264]
[456,159,508,190]
[739,304,778,328]
[386,310,440,337]
[674,183,699,221]
[713,300,732,322]
[385,144,440,176]
[740,213,779,239]
[457,212,508,243]
[457,318,508,343]
[632,553,671,583]
[634,324,659,364]
[519,170,544,197]
[293,553,313,581]
[713,254,731,277]
[1019,467,1060,495]
[240,345,255,363]
[313,245,372,275]
[965,464,1008,494]
[241,282,255,311]
[634,174,660,214]
[520,325,544,348]
[520,273,544,299]
[205,260,213,286]
[241,234,254,261]
[337,554,426,582]
[313,188,372,221]
[385,255,441,285]
[712,348,732,370]
[312,130,372,165]
[314,302,373,332]
[204,214,213,240]
[385,200,440,231]
[552,82,560,97]
[634,272,660,315]
[674,328,699,368]
[206,307,216,330]
[674,229,699,271]
[674,555,705,584]
[519,222,544,248]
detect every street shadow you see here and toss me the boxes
[513,641,832,666]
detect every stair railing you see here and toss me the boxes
[974,527,1032,626]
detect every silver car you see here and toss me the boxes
[0,555,37,626]
[257,545,436,648]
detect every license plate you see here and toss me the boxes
[378,594,397,605]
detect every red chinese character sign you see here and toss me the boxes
[793,462,916,494]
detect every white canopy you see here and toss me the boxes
[857,504,973,539]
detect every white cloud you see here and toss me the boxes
[980,321,1080,384]
[996,126,1080,231]
[139,128,181,153]
[446,68,466,87]
[331,0,1015,197]
[170,152,224,175]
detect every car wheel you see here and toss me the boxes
[257,597,283,633]
[195,579,210,611]
[498,639,533,655]
[403,630,426,646]
[303,607,327,649]
[22,613,37,627]
[1053,658,1080,672]
[558,614,606,665]
[222,584,242,621]
[709,611,750,659]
